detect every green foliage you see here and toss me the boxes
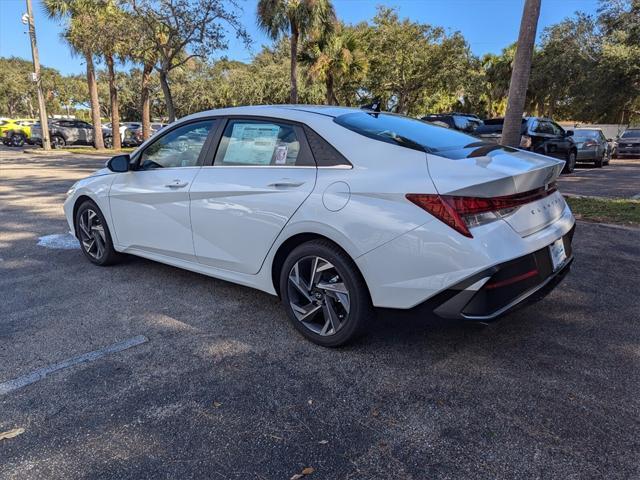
[2,2,638,124]
[0,57,64,117]
[299,23,368,105]
[354,7,479,116]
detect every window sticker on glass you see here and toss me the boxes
[224,123,280,165]
[274,145,288,165]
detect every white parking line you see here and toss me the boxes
[0,335,148,396]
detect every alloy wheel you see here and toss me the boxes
[78,208,106,260]
[287,256,350,336]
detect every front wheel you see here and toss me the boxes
[280,240,373,347]
[563,151,577,173]
[103,136,113,149]
[75,200,122,266]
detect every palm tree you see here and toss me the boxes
[93,2,130,150]
[257,0,336,104]
[43,0,105,149]
[299,23,367,105]
[501,0,542,147]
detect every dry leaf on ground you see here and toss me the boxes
[0,428,25,441]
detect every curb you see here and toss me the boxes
[23,148,71,156]
[576,219,640,232]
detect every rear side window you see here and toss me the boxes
[334,112,477,153]
[303,126,351,167]
[215,120,313,167]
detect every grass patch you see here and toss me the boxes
[61,147,135,155]
[565,196,640,226]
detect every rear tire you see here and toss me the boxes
[563,150,577,173]
[595,154,603,168]
[75,200,122,266]
[279,240,373,347]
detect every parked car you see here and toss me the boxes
[31,119,113,149]
[64,106,575,347]
[122,122,167,147]
[421,113,483,133]
[0,118,35,147]
[572,128,611,167]
[104,122,141,144]
[614,128,640,158]
[475,117,578,173]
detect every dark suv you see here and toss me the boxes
[30,119,113,149]
[421,113,483,133]
[614,128,640,158]
[475,117,578,173]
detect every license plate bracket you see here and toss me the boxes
[549,238,567,271]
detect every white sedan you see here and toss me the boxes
[64,106,575,346]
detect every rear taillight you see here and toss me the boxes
[519,135,532,149]
[406,183,557,238]
[583,140,597,147]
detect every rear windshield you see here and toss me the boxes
[621,130,640,138]
[475,118,527,135]
[333,112,479,153]
[574,130,599,139]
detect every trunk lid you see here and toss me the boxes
[426,143,566,236]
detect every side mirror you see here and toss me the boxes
[107,154,130,172]
[565,129,574,137]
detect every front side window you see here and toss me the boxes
[550,122,565,136]
[214,120,304,166]
[139,120,214,170]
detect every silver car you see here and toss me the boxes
[573,128,611,167]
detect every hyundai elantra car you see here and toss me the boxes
[64,106,575,346]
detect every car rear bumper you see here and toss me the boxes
[356,202,575,310]
[425,225,574,321]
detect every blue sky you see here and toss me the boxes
[0,0,600,75]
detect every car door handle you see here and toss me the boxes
[268,180,305,188]
[164,180,189,189]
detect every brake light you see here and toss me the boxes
[406,183,557,238]
[583,140,597,147]
[519,135,532,149]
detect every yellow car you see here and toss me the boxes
[0,119,35,147]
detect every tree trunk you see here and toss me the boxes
[106,54,121,150]
[290,25,299,104]
[141,62,153,140]
[326,75,336,105]
[501,0,541,147]
[86,53,104,149]
[159,69,176,123]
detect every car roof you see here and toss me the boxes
[180,105,367,124]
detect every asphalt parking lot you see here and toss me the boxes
[1,147,639,479]
[556,158,640,199]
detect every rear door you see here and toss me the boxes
[189,117,316,274]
